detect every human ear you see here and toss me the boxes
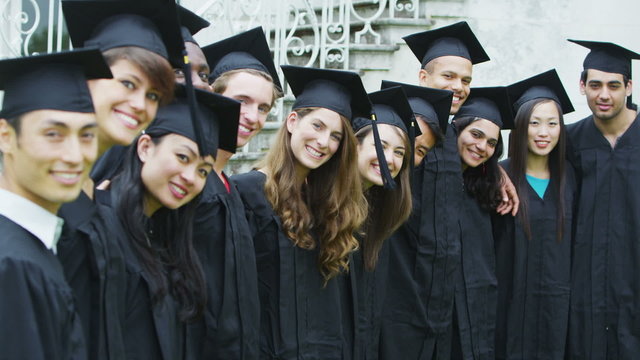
[0,119,16,154]
[285,111,298,133]
[136,134,153,163]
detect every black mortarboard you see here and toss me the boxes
[147,85,240,158]
[203,27,282,91]
[281,65,372,120]
[403,21,490,67]
[380,80,453,135]
[507,69,574,115]
[178,5,210,45]
[453,86,513,130]
[62,0,184,65]
[0,48,112,119]
[568,39,640,79]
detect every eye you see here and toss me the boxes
[330,133,342,142]
[80,130,96,142]
[176,153,189,163]
[549,121,558,127]
[198,168,209,178]
[312,122,322,130]
[394,149,405,157]
[44,129,63,140]
[529,120,539,126]
[198,72,209,83]
[471,130,481,138]
[462,79,471,85]
[146,92,160,102]
[121,80,135,90]
[442,73,453,79]
[174,68,185,78]
[416,147,426,157]
[488,140,497,148]
[258,105,271,115]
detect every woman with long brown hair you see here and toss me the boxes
[232,65,369,359]
[495,70,576,360]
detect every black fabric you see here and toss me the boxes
[566,114,640,359]
[380,124,463,359]
[452,181,497,360]
[453,86,513,129]
[90,145,127,185]
[233,171,350,359]
[58,191,125,360]
[189,173,260,359]
[0,215,87,359]
[0,48,111,119]
[507,69,574,115]
[178,5,209,45]
[494,159,576,360]
[94,183,188,360]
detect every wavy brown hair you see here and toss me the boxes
[102,46,175,106]
[256,107,367,282]
[355,124,413,271]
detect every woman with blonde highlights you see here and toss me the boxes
[233,65,369,359]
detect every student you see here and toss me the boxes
[94,87,240,360]
[190,27,283,359]
[349,86,416,359]
[232,65,370,359]
[380,21,492,359]
[495,69,576,360]
[175,5,212,91]
[380,80,453,166]
[566,40,640,359]
[0,49,112,359]
[58,1,182,357]
[449,86,513,360]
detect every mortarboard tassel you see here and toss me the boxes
[370,113,396,190]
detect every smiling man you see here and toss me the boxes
[0,49,111,359]
[566,40,640,360]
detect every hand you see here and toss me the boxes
[96,179,111,191]
[496,166,519,216]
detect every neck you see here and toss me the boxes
[97,136,112,159]
[594,107,637,144]
[526,153,550,179]
[0,174,59,214]
[82,178,95,200]
[214,149,233,174]
[142,193,161,217]
[294,162,309,186]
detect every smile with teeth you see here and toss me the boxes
[51,171,82,185]
[372,163,381,175]
[238,124,253,135]
[169,182,187,199]
[305,145,324,159]
[468,149,483,160]
[115,111,141,130]
[452,95,461,103]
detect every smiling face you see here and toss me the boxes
[580,68,632,122]
[0,110,98,213]
[457,118,500,169]
[419,56,473,115]
[414,117,437,166]
[88,59,162,155]
[219,71,275,148]
[357,124,407,188]
[138,133,214,216]
[287,108,344,178]
[527,100,561,158]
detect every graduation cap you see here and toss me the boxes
[147,85,240,158]
[569,39,640,109]
[380,80,453,136]
[281,65,371,120]
[507,69,574,115]
[0,48,112,119]
[62,0,184,66]
[453,86,513,130]
[403,21,490,68]
[178,5,210,45]
[203,27,282,91]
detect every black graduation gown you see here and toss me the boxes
[57,191,124,360]
[95,187,187,360]
[566,114,640,359]
[233,170,350,360]
[0,215,87,359]
[350,239,390,360]
[380,124,463,359]
[494,159,575,360]
[451,185,497,360]
[190,172,260,359]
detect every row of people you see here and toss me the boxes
[0,1,637,359]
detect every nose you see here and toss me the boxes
[538,125,550,137]
[384,148,395,167]
[242,103,258,125]
[61,136,85,165]
[181,166,197,186]
[316,131,331,149]
[475,139,487,153]
[129,90,146,112]
[450,78,463,92]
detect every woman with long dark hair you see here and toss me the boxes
[349,86,415,360]
[494,70,576,360]
[232,65,369,359]
[449,87,513,359]
[94,88,239,359]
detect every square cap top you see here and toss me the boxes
[569,39,640,79]
[453,86,513,130]
[63,0,184,66]
[203,27,282,91]
[281,65,371,120]
[403,21,490,67]
[0,48,112,119]
[507,69,574,115]
[351,86,419,139]
[381,80,453,135]
[179,5,210,45]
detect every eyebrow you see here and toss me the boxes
[470,127,498,142]
[44,120,98,130]
[180,144,198,158]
